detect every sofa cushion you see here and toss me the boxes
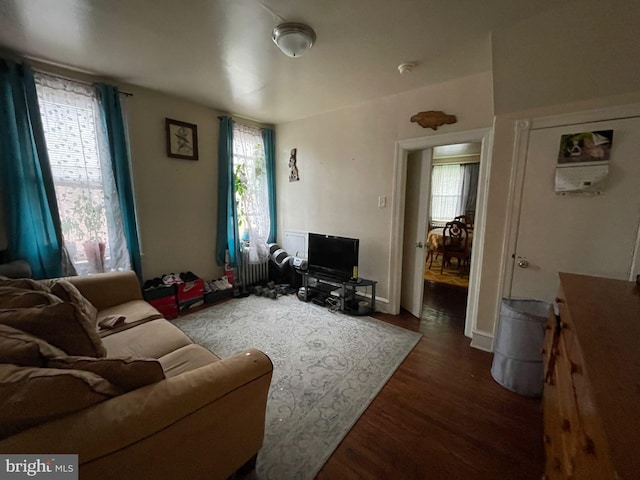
[159,344,219,378]
[0,277,48,292]
[0,303,106,357]
[97,300,163,337]
[0,363,119,439]
[47,355,165,392]
[0,324,66,367]
[0,287,62,308]
[101,319,192,359]
[48,279,99,327]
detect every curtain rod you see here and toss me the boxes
[35,68,133,97]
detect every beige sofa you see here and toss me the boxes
[0,270,273,480]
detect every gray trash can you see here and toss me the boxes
[491,298,550,397]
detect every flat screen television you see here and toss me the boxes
[308,233,359,281]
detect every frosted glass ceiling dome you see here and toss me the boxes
[272,23,316,58]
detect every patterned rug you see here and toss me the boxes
[424,255,469,288]
[173,294,421,480]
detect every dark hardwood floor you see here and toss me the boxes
[316,281,544,479]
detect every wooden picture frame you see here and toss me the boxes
[166,118,198,160]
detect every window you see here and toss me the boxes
[232,123,270,262]
[430,164,463,223]
[35,73,130,275]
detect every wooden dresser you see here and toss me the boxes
[542,273,640,479]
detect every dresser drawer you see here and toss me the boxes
[542,308,557,380]
[543,380,566,479]
[568,338,615,479]
[554,340,580,477]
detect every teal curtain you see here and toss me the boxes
[94,83,142,280]
[0,59,62,279]
[262,128,277,244]
[216,116,240,266]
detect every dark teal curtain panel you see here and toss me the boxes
[94,83,142,281]
[262,128,277,243]
[216,116,240,266]
[0,59,62,279]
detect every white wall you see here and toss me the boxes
[276,72,494,307]
[492,0,640,115]
[124,85,222,280]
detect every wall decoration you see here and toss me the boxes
[166,118,198,160]
[554,130,614,194]
[289,148,299,182]
[410,110,457,130]
[557,130,613,164]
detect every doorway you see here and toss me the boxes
[389,128,492,341]
[423,142,481,289]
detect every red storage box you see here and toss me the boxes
[149,295,179,318]
[177,278,204,303]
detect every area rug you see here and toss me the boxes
[424,255,469,289]
[173,294,421,480]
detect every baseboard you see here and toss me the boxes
[470,329,493,352]
[374,296,390,314]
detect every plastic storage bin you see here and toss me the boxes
[491,298,550,397]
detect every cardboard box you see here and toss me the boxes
[148,295,179,318]
[178,297,205,311]
[204,288,234,304]
[143,284,177,301]
[177,279,204,304]
[143,284,178,318]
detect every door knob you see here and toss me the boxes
[517,258,529,268]
[416,242,424,248]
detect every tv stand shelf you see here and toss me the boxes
[300,272,376,315]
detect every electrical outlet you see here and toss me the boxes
[378,195,386,208]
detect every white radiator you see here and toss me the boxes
[240,246,269,287]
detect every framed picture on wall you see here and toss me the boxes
[166,118,199,160]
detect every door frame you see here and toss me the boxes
[502,102,640,299]
[389,127,493,340]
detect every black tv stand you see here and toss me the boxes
[300,272,377,315]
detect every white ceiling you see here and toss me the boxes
[0,0,560,124]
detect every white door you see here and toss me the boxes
[401,149,432,317]
[510,116,640,302]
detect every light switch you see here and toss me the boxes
[378,195,386,208]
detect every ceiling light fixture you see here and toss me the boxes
[398,62,416,75]
[272,22,316,58]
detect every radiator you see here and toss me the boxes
[240,246,269,287]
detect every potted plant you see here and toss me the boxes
[68,193,106,273]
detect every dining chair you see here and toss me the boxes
[441,220,470,276]
[453,215,474,231]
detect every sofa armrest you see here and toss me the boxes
[0,348,273,480]
[67,270,143,311]
[0,260,32,279]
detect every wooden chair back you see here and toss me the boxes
[453,215,474,230]
[441,221,470,275]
